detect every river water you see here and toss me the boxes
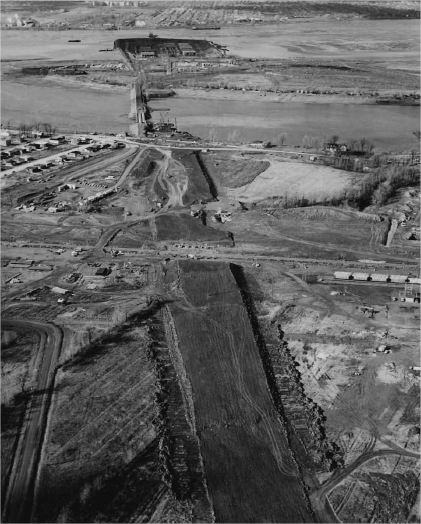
[1,19,419,150]
[2,80,419,151]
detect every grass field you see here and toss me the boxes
[170,260,313,523]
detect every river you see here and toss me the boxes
[1,80,419,150]
[1,19,419,69]
[1,19,419,150]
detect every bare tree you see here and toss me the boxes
[278,132,288,146]
[301,135,311,149]
[349,138,358,152]
[311,136,322,151]
[227,129,241,143]
[366,141,375,154]
[208,128,218,142]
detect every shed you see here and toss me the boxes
[352,273,371,281]
[29,264,52,272]
[334,271,352,280]
[95,267,110,276]
[370,273,389,282]
[51,286,69,294]
[408,277,421,285]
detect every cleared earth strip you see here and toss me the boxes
[229,264,318,515]
[193,151,218,201]
[149,310,214,523]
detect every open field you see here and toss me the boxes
[34,315,162,523]
[170,260,313,522]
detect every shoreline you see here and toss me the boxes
[4,75,419,106]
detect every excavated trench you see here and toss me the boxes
[147,310,214,523]
[194,152,218,201]
[229,264,343,478]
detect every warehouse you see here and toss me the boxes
[370,273,389,282]
[390,275,410,283]
[352,273,371,281]
[178,42,196,56]
[334,271,352,280]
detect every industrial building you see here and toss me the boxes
[137,47,155,58]
[178,42,196,56]
[161,43,179,56]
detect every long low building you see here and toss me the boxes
[334,272,418,284]
[334,271,352,280]
[352,273,371,281]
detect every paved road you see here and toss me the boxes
[2,319,63,524]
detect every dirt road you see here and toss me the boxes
[310,445,420,522]
[2,319,63,524]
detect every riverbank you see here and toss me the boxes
[173,88,381,105]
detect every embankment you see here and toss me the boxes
[149,308,214,523]
[230,265,343,475]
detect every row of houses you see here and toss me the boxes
[334,271,421,284]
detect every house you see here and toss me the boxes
[0,137,11,147]
[95,267,110,276]
[48,207,58,213]
[32,140,51,150]
[51,286,69,294]
[58,183,76,192]
[51,135,66,143]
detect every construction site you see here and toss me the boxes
[1,3,420,524]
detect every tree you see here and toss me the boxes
[330,134,339,145]
[360,137,367,152]
[227,129,241,143]
[302,135,311,149]
[349,138,358,152]
[277,132,288,146]
[208,128,218,142]
[311,136,322,151]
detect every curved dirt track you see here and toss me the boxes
[310,445,421,523]
[2,319,63,524]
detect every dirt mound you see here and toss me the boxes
[199,152,270,190]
